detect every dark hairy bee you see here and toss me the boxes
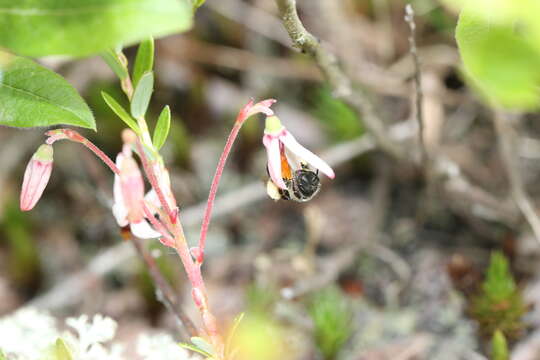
[278,164,321,202]
[279,168,321,202]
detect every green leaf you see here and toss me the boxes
[193,0,207,9]
[190,337,216,356]
[101,91,140,133]
[0,51,95,130]
[179,342,214,358]
[153,105,171,150]
[492,330,509,360]
[225,313,245,357]
[456,8,540,109]
[130,71,154,119]
[0,0,192,57]
[133,38,155,88]
[55,338,73,360]
[101,49,128,80]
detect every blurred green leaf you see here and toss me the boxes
[101,49,128,80]
[312,87,362,142]
[456,9,540,109]
[0,51,95,130]
[471,252,526,339]
[101,91,141,133]
[0,0,192,57]
[130,71,154,119]
[190,337,215,356]
[492,330,509,360]
[193,0,206,9]
[309,287,353,360]
[178,342,213,358]
[55,338,73,360]
[153,105,171,150]
[133,38,155,89]
[225,313,245,358]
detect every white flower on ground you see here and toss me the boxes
[137,333,196,360]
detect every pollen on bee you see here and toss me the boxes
[266,179,282,201]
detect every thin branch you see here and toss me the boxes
[493,111,540,243]
[128,233,199,339]
[274,0,403,160]
[404,4,426,164]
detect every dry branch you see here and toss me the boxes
[274,0,403,159]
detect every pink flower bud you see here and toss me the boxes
[20,144,54,211]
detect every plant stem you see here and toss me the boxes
[128,232,199,338]
[197,118,244,263]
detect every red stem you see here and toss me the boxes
[46,129,120,175]
[135,140,174,219]
[198,118,245,263]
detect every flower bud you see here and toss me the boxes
[20,144,54,211]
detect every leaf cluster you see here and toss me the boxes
[470,252,526,340]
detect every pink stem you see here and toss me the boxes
[141,202,174,245]
[135,140,174,219]
[46,129,120,175]
[197,118,245,263]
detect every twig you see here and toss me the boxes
[274,0,403,160]
[128,233,198,339]
[493,111,540,244]
[404,4,426,164]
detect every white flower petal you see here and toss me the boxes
[112,202,129,227]
[263,134,286,189]
[280,131,335,179]
[130,220,161,239]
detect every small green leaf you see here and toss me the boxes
[101,91,140,133]
[0,0,192,57]
[133,38,155,88]
[179,342,214,357]
[193,0,207,9]
[55,338,73,360]
[130,71,154,119]
[153,105,171,150]
[191,337,216,356]
[101,49,128,80]
[226,313,245,357]
[492,330,509,360]
[0,51,95,130]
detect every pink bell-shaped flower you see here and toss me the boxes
[112,145,161,239]
[20,144,54,211]
[262,115,335,190]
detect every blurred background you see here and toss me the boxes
[1,0,540,359]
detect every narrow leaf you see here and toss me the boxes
[0,0,192,57]
[133,38,155,88]
[0,51,95,130]
[193,0,207,9]
[178,342,213,357]
[101,49,128,80]
[131,71,154,119]
[153,105,171,150]
[101,91,141,133]
[191,337,216,356]
[492,330,509,360]
[55,338,73,360]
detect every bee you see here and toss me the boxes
[266,150,322,202]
